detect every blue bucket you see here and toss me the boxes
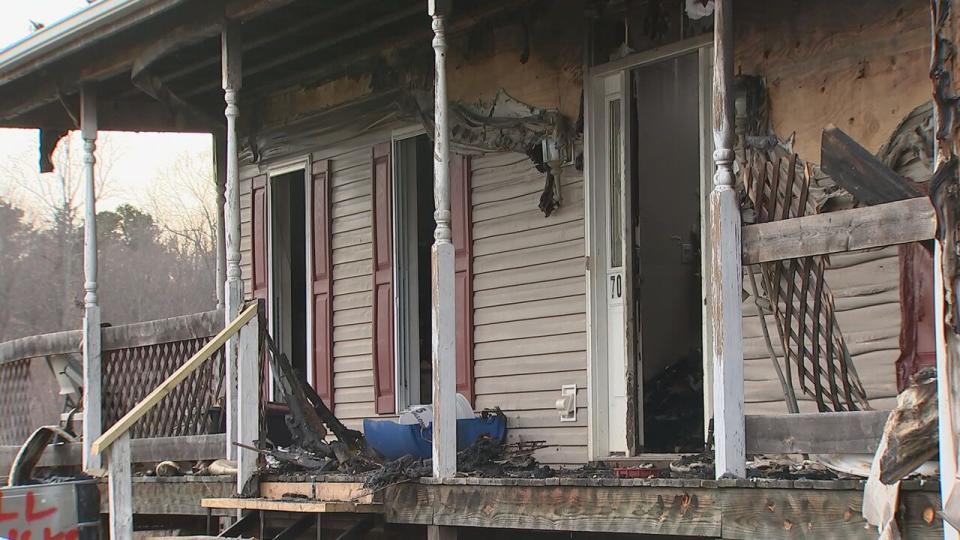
[363,414,507,461]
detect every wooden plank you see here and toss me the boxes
[98,477,235,516]
[236,318,258,495]
[91,304,258,456]
[745,411,889,454]
[742,197,936,264]
[101,310,223,351]
[820,125,921,206]
[259,482,375,503]
[200,497,382,513]
[107,432,132,540]
[382,483,941,539]
[387,483,720,536]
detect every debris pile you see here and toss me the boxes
[643,351,704,452]
[363,434,553,492]
[244,334,382,476]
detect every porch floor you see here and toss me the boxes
[191,477,943,539]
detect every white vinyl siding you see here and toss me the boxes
[470,152,588,466]
[742,246,901,414]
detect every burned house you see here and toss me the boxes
[0,0,957,538]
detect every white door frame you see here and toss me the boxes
[585,34,714,460]
[391,125,428,411]
[261,157,312,397]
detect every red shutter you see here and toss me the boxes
[311,159,335,408]
[451,154,475,405]
[371,143,396,414]
[896,242,937,390]
[251,174,269,303]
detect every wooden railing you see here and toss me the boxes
[91,303,260,539]
[740,197,938,456]
[100,310,224,438]
[0,311,224,447]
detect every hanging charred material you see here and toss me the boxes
[262,333,375,470]
[879,368,939,484]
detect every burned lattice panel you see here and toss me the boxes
[744,152,870,412]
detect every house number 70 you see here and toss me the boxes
[610,274,622,299]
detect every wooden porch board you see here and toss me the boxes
[201,497,382,514]
[745,411,890,455]
[384,482,943,539]
[741,197,936,264]
[0,434,226,477]
[98,476,235,517]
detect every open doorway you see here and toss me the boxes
[394,134,435,409]
[631,52,704,452]
[270,170,308,381]
[588,41,712,459]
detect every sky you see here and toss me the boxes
[0,1,211,222]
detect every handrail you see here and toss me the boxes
[91,303,258,456]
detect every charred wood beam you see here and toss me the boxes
[123,0,380,95]
[741,197,937,264]
[131,67,223,132]
[821,125,923,205]
[182,4,425,99]
[0,97,218,132]
[243,1,525,101]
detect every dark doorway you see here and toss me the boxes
[271,170,308,380]
[395,134,436,407]
[631,52,704,452]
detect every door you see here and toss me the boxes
[588,41,713,459]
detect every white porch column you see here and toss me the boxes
[710,0,746,479]
[429,0,457,480]
[80,86,102,472]
[222,22,243,461]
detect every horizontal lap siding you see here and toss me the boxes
[742,246,901,414]
[470,153,588,466]
[330,147,377,430]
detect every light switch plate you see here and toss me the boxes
[558,384,577,422]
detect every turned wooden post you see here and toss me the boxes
[222,22,243,462]
[429,0,457,481]
[710,0,746,479]
[80,86,102,473]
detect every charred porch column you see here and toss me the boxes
[80,85,102,472]
[710,0,746,479]
[222,22,243,461]
[429,0,458,480]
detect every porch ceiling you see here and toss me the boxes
[0,0,500,134]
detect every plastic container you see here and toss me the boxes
[363,413,507,461]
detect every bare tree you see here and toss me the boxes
[143,147,216,261]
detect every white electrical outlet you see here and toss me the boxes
[556,384,577,422]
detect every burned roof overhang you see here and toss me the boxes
[0,0,528,136]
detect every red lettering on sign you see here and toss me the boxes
[25,493,56,523]
[7,529,32,540]
[0,493,19,522]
